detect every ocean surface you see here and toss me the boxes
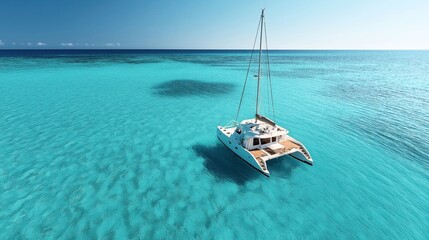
[0,50,428,239]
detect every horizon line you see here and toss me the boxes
[0,48,428,51]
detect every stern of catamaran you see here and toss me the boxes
[238,118,313,164]
[217,123,271,176]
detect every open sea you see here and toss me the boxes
[0,50,428,239]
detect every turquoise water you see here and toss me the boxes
[0,50,428,239]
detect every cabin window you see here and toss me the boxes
[272,137,276,142]
[260,138,270,145]
[253,138,260,146]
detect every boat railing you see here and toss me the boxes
[223,120,239,128]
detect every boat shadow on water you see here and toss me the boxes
[152,79,235,97]
[192,143,300,185]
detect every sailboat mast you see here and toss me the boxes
[255,9,264,122]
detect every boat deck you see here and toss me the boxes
[249,149,267,159]
[249,139,311,160]
[249,149,268,171]
[279,140,300,151]
[279,140,311,159]
[246,139,312,171]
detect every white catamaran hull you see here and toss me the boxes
[217,124,313,177]
[290,151,313,165]
[217,126,270,176]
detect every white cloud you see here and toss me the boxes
[27,42,32,46]
[37,42,47,46]
[105,42,121,47]
[61,43,74,47]
[12,42,16,45]
[0,40,4,46]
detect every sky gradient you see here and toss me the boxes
[0,0,428,49]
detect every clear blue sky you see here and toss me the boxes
[0,0,428,49]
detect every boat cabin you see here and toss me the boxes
[233,118,289,151]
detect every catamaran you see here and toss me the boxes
[217,9,313,176]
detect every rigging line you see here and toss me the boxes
[265,28,273,116]
[264,20,275,122]
[235,16,261,121]
[260,14,269,118]
[266,53,271,117]
[264,48,270,117]
[263,27,271,118]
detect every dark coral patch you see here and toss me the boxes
[153,80,235,97]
